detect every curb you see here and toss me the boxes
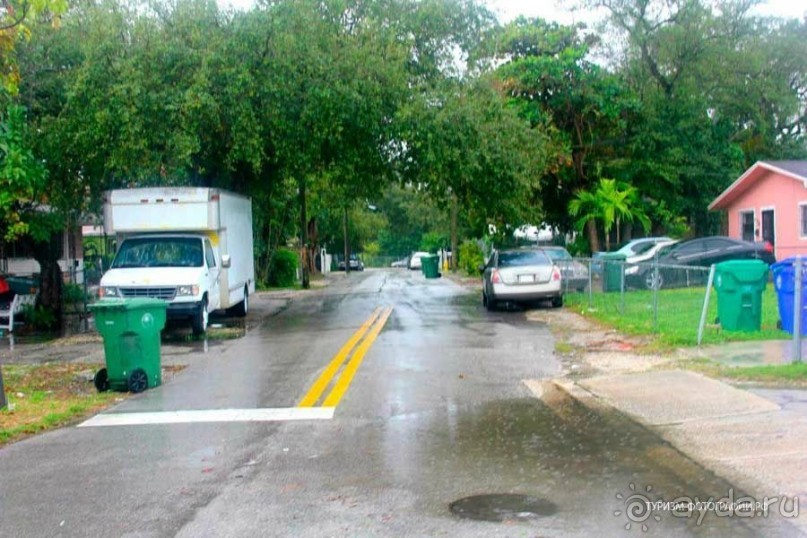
[546,376,807,534]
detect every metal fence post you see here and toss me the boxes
[588,258,593,310]
[697,265,716,346]
[620,260,625,316]
[794,256,802,363]
[652,256,659,332]
[82,267,89,333]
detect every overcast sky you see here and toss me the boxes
[486,0,805,24]
[220,0,806,22]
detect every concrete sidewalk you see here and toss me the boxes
[553,369,807,532]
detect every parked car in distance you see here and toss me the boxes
[480,248,563,311]
[391,257,409,268]
[626,236,776,290]
[625,239,678,265]
[592,236,673,274]
[408,252,429,270]
[541,246,589,292]
[338,254,364,271]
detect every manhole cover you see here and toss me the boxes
[449,494,558,522]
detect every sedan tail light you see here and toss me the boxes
[492,269,501,284]
[552,267,561,281]
[763,241,774,253]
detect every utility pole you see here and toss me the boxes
[450,193,458,272]
[343,206,350,275]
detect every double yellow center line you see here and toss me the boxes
[298,306,393,409]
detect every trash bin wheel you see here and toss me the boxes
[93,368,110,392]
[128,368,149,393]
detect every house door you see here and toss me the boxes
[761,209,775,246]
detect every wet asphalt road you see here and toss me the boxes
[0,269,802,537]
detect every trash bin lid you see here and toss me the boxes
[714,259,769,286]
[771,257,807,271]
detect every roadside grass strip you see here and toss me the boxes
[298,306,393,408]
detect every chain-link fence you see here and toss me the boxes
[63,267,99,335]
[560,258,780,346]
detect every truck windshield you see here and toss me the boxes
[112,237,204,269]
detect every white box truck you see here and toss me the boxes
[99,187,256,334]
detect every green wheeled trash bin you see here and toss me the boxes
[713,259,769,332]
[421,254,441,279]
[600,253,626,292]
[89,298,167,393]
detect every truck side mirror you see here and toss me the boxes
[221,254,232,268]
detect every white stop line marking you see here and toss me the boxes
[78,407,335,427]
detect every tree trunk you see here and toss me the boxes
[299,179,310,289]
[29,237,63,332]
[586,219,600,254]
[37,258,63,329]
[307,218,318,275]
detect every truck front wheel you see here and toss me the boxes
[192,297,208,335]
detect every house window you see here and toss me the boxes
[740,211,755,242]
[801,204,807,238]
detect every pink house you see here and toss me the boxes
[709,161,807,261]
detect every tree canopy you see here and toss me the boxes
[0,0,803,315]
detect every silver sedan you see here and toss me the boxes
[480,248,563,311]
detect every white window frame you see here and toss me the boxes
[738,209,755,242]
[799,203,807,239]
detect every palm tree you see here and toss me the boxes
[597,178,651,249]
[569,178,651,252]
[568,189,603,253]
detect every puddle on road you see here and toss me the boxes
[384,391,798,535]
[449,493,558,522]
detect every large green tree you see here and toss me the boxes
[487,16,639,235]
[590,0,807,233]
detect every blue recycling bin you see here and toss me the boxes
[772,258,807,334]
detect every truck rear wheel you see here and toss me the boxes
[192,297,208,335]
[233,286,248,317]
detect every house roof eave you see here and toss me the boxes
[708,161,807,211]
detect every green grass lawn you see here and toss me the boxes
[565,286,788,348]
[682,358,807,384]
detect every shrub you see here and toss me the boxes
[420,232,447,254]
[62,283,86,304]
[459,240,484,275]
[22,304,57,331]
[267,249,299,288]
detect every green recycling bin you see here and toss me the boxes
[89,298,167,393]
[421,254,441,279]
[601,252,626,292]
[713,259,769,332]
